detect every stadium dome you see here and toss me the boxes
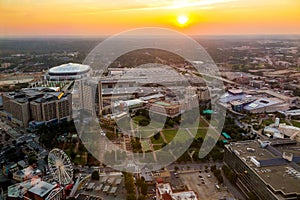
[46,63,91,81]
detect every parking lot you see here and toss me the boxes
[179,171,234,200]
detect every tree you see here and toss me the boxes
[209,148,224,161]
[211,166,223,184]
[139,118,150,126]
[124,173,136,194]
[91,170,99,180]
[28,156,37,166]
[154,132,160,140]
[137,195,146,200]
[126,193,136,200]
[70,151,77,160]
[166,118,175,127]
[5,134,10,141]
[174,166,179,171]
[131,139,142,153]
[210,165,217,172]
[140,181,148,196]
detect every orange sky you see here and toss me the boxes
[1,0,300,37]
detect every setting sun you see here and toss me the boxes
[177,15,189,25]
[0,0,300,36]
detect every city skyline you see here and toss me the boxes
[1,0,300,37]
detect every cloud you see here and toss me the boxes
[110,0,238,11]
[70,0,239,13]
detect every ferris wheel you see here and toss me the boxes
[48,148,73,185]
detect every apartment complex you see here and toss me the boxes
[2,88,72,127]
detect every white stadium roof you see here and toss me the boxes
[49,63,90,74]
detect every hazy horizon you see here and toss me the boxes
[1,33,300,40]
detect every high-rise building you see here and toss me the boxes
[73,79,99,117]
[1,88,72,127]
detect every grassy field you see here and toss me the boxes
[132,115,147,123]
[152,144,162,151]
[151,133,165,145]
[64,144,87,166]
[172,129,192,142]
[291,120,300,128]
[116,117,131,131]
[148,120,165,129]
[162,129,177,142]
[195,128,208,139]
[141,140,151,151]
[118,113,212,152]
[139,129,156,138]
[262,118,274,126]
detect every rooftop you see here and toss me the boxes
[49,63,90,74]
[4,88,69,103]
[228,89,243,95]
[243,98,282,111]
[258,90,294,101]
[157,183,198,200]
[8,178,41,198]
[157,183,173,195]
[280,109,300,116]
[155,101,172,106]
[139,93,164,101]
[230,97,256,106]
[28,181,56,197]
[171,191,198,200]
[114,99,145,108]
[219,92,246,104]
[225,140,300,195]
[103,66,189,86]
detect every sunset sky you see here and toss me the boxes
[1,0,300,37]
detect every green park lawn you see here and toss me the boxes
[195,128,207,139]
[141,140,151,152]
[150,133,165,145]
[172,129,192,142]
[162,129,177,142]
[262,118,274,126]
[291,120,300,128]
